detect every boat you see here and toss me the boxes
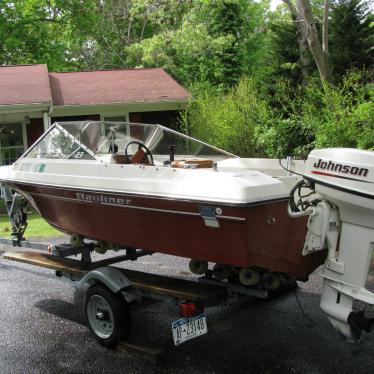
[0,121,326,288]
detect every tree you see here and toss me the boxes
[125,0,268,89]
[268,21,308,88]
[281,0,333,84]
[329,0,374,81]
[71,0,191,70]
[281,0,312,84]
[0,0,94,70]
[208,1,245,87]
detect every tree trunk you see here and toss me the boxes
[322,0,329,53]
[297,0,333,84]
[283,0,310,85]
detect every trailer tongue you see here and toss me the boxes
[288,148,374,342]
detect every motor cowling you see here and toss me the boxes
[304,148,374,212]
[290,148,374,342]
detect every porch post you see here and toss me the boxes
[43,112,50,131]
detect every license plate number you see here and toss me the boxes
[172,313,208,346]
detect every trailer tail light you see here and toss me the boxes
[179,302,203,317]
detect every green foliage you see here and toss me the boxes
[207,0,245,86]
[329,0,374,81]
[0,0,87,70]
[185,71,373,158]
[264,20,317,92]
[125,0,269,89]
[125,22,239,86]
[269,21,303,85]
[184,77,271,157]
[313,72,374,149]
[75,0,189,69]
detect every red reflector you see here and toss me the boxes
[179,302,201,317]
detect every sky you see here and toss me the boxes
[270,0,283,11]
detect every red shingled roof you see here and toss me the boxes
[48,68,188,106]
[0,64,52,105]
[0,65,188,107]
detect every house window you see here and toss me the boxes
[0,123,25,165]
[102,115,129,137]
[103,115,129,123]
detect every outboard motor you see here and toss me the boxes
[288,148,374,342]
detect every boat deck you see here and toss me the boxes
[3,251,227,304]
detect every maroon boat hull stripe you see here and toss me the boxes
[311,170,372,183]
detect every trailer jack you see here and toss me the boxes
[1,184,28,242]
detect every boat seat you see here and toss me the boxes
[113,153,153,165]
[171,159,214,169]
[114,154,131,164]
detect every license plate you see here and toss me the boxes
[172,313,208,346]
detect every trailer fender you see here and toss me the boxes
[78,266,132,294]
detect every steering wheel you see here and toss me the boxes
[124,141,154,165]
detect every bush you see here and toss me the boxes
[256,70,373,157]
[183,77,271,157]
[306,71,373,150]
[183,70,373,158]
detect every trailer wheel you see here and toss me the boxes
[261,272,281,290]
[213,263,230,280]
[238,267,260,286]
[85,284,131,349]
[189,259,208,275]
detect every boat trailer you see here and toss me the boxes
[0,239,296,353]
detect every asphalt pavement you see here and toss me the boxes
[1,238,374,374]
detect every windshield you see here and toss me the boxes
[63,121,235,161]
[24,125,95,160]
[23,121,236,162]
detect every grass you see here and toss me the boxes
[0,213,63,238]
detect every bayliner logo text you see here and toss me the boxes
[76,193,132,206]
[313,158,369,177]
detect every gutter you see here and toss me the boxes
[0,102,52,114]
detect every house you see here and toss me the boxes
[0,64,189,165]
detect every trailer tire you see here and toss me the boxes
[213,263,230,281]
[261,272,281,290]
[85,283,131,349]
[189,259,208,275]
[238,267,260,287]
